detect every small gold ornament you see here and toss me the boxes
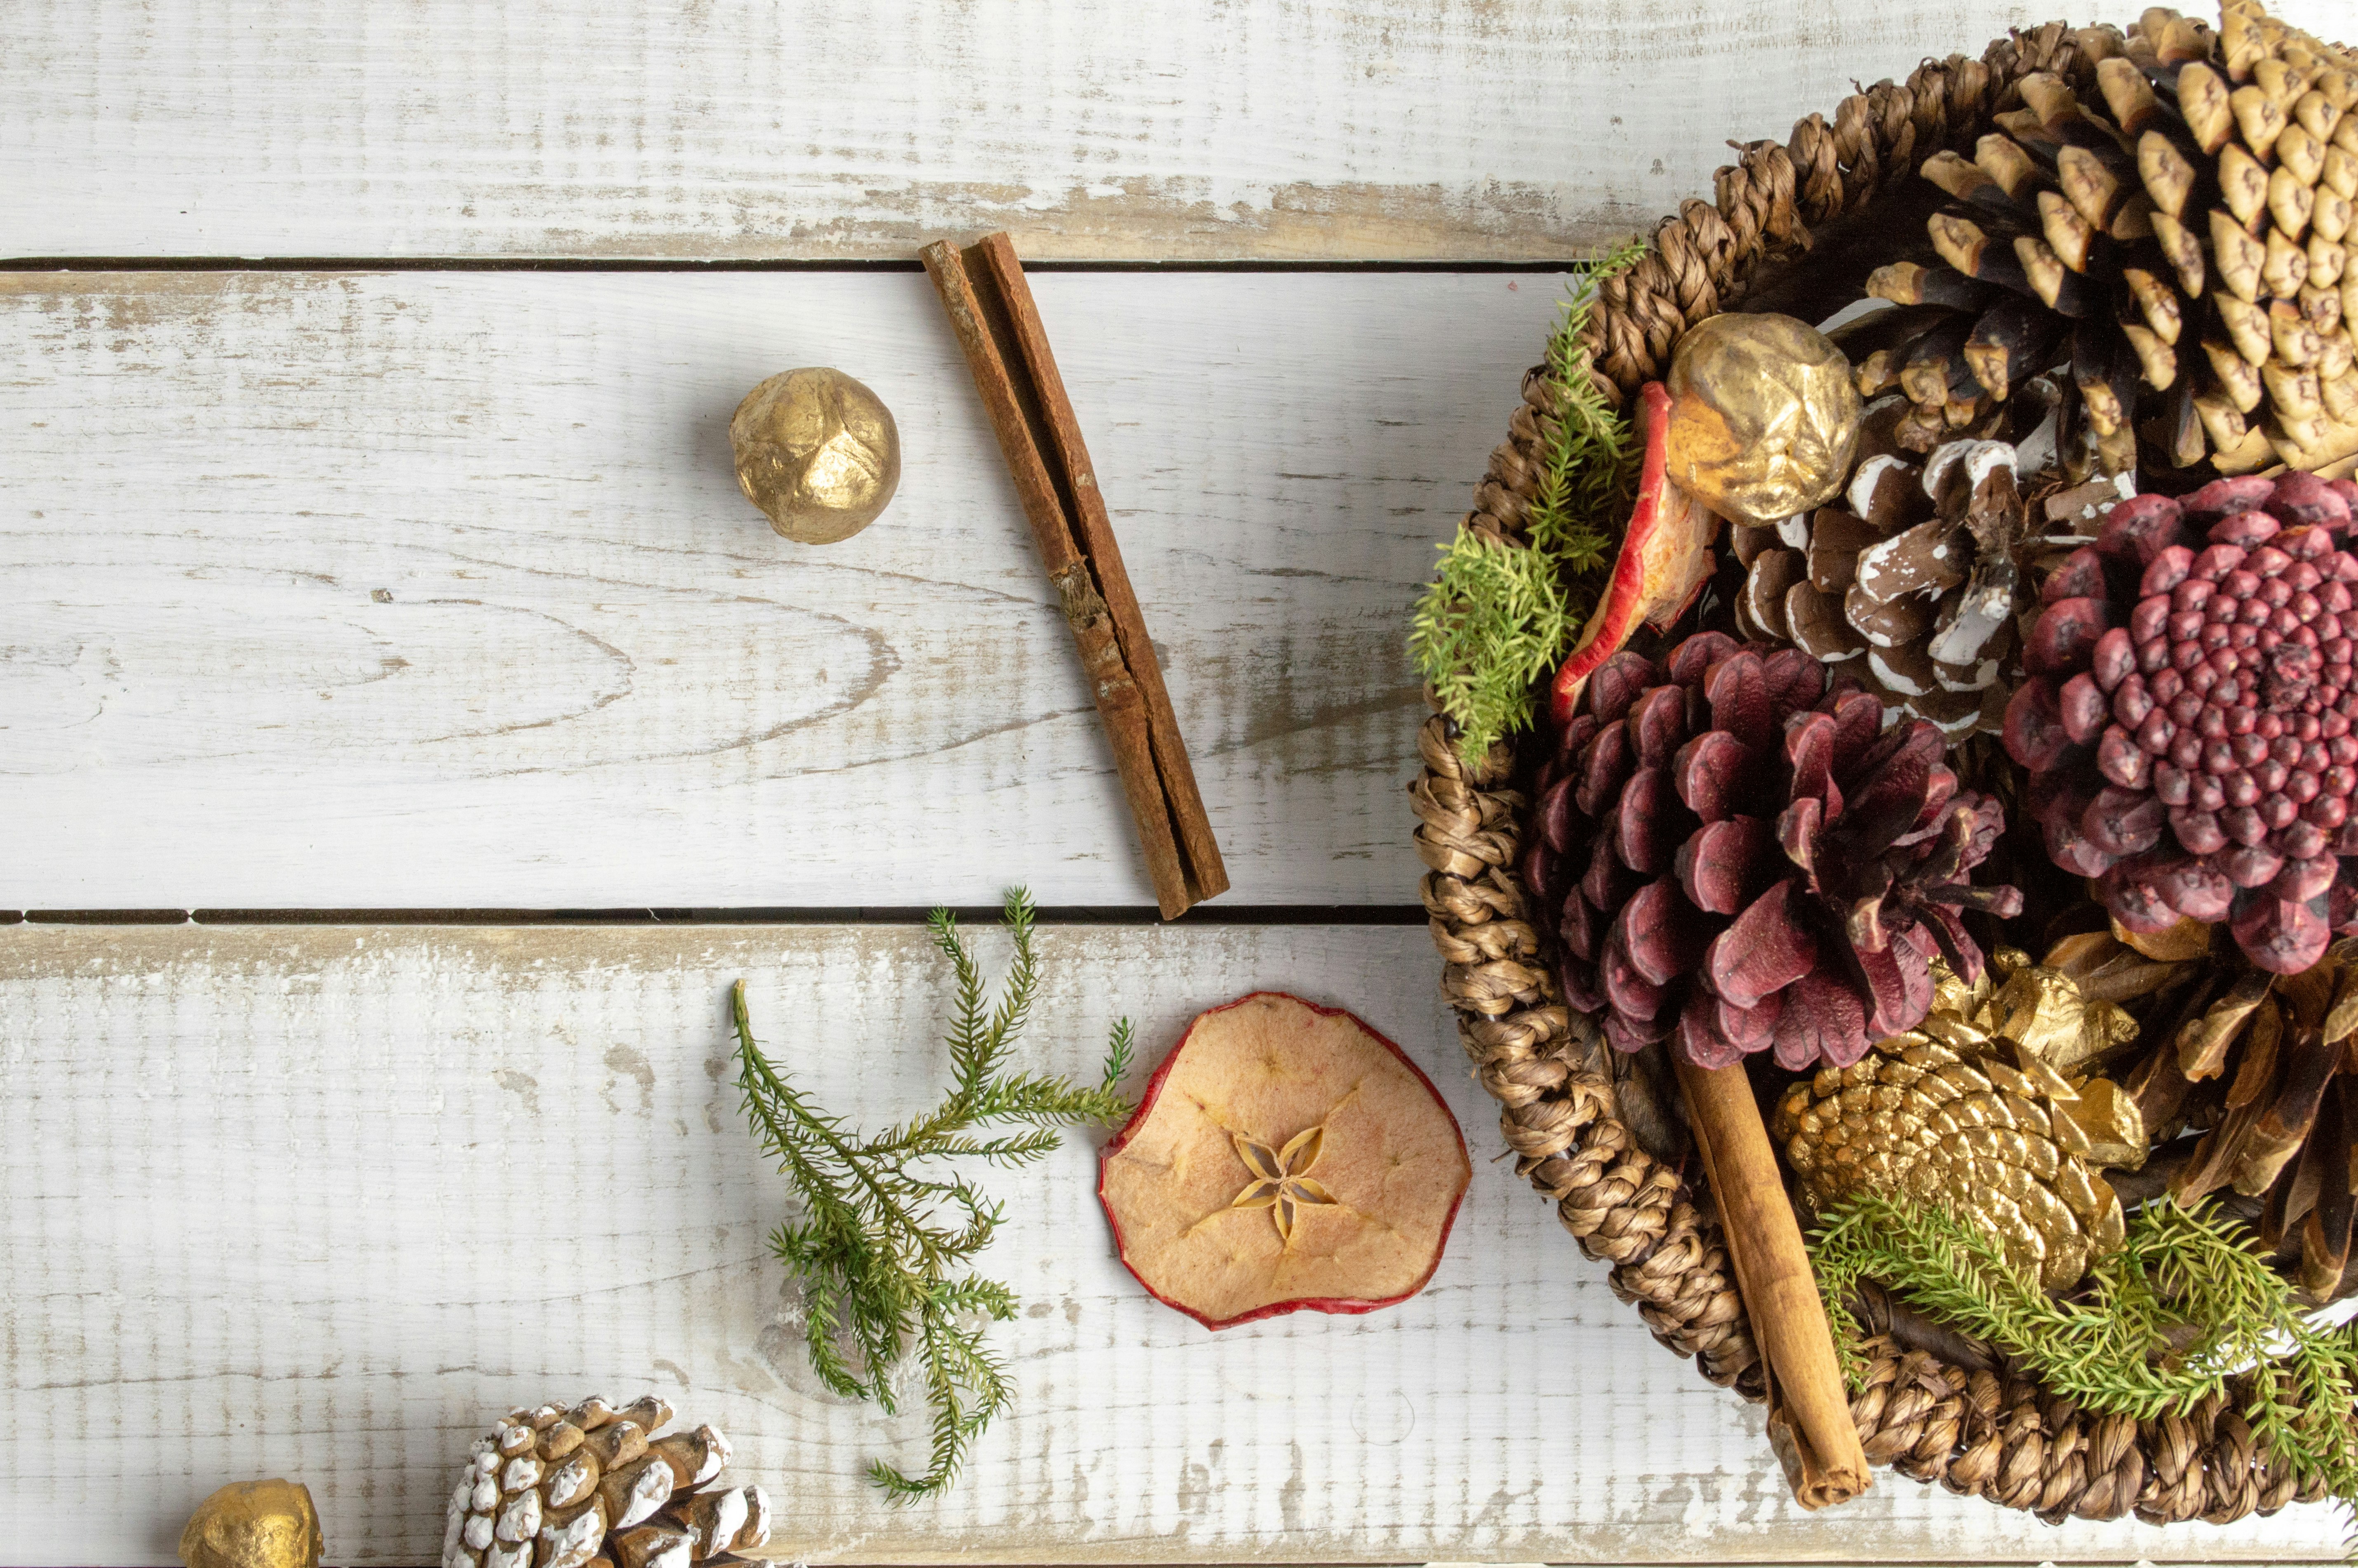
[1662,312,1862,528]
[178,1480,322,1568]
[729,367,900,544]
[1774,954,2144,1293]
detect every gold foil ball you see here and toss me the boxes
[179,1480,323,1568]
[730,367,901,544]
[1662,312,1862,528]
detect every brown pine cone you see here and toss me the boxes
[1774,954,2143,1292]
[2128,938,2358,1301]
[442,1396,770,1568]
[1864,1,2356,480]
[1734,435,2098,735]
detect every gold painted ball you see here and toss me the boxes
[178,1479,323,1568]
[1662,312,1862,528]
[730,367,901,544]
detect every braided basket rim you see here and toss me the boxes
[1412,17,2334,1530]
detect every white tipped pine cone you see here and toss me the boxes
[443,1396,770,1568]
[1865,1,2357,480]
[1735,435,2097,735]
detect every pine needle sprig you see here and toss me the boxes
[1524,237,1646,571]
[733,887,1133,1501]
[1811,1189,2358,1522]
[1409,239,1645,768]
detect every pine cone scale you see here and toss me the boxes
[1739,437,2054,736]
[1849,6,2358,480]
[2010,473,2358,973]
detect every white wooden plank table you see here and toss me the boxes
[2,922,2343,1564]
[0,269,1563,909]
[0,1,2103,261]
[6,0,2351,1563]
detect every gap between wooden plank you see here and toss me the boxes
[0,256,1596,274]
[8,905,1431,926]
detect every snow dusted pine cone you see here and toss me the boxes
[443,1396,770,1568]
[1864,0,2357,479]
[1735,437,2056,736]
[1526,632,2023,1071]
[2007,471,2358,972]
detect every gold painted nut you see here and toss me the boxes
[729,367,901,544]
[179,1479,323,1568]
[1663,312,1863,529]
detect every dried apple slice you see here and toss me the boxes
[1098,992,1472,1329]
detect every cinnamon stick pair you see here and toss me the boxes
[922,233,1227,919]
[1672,1054,1873,1510]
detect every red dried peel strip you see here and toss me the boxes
[1549,383,1716,725]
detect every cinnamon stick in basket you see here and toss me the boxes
[921,233,1227,919]
[1672,1053,1872,1509]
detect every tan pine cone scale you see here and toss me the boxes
[2128,938,2358,1299]
[1865,2,2357,480]
[443,1395,771,1568]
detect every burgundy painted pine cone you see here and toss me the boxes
[1523,631,2024,1072]
[2006,473,2358,974]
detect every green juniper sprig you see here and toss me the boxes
[1409,239,1645,767]
[733,888,1132,1501]
[1811,1188,2358,1523]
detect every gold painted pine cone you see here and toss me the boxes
[1863,0,2356,480]
[442,1396,770,1568]
[1774,952,2146,1291]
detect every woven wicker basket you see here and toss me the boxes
[1411,20,2338,1528]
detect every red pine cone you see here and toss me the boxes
[1523,632,2022,1072]
[2005,473,2358,975]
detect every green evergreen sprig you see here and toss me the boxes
[733,889,1133,1502]
[1811,1189,2358,1521]
[1409,240,1645,767]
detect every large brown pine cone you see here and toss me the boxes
[1523,631,2023,1071]
[1862,0,2355,480]
[2129,939,2358,1300]
[2005,471,2358,972]
[442,1396,770,1568]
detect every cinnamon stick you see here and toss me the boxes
[921,233,1228,919]
[1672,1054,1872,1510]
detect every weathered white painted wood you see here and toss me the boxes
[5,0,2340,261]
[0,920,2337,1564]
[0,270,1566,909]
